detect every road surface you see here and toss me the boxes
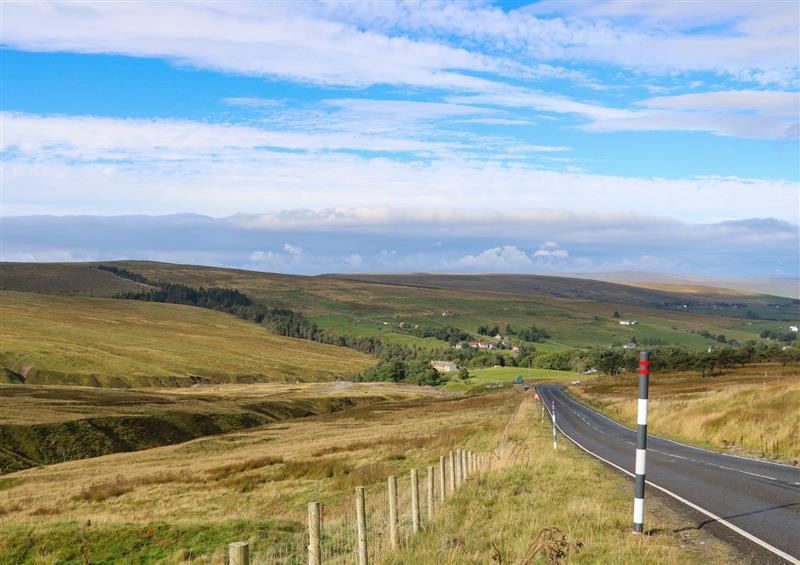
[537,385,800,564]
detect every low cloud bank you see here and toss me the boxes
[2,209,797,278]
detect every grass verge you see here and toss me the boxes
[383,394,739,564]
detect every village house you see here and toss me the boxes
[430,360,458,372]
[619,320,639,326]
[789,325,799,332]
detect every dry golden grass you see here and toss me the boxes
[0,387,748,564]
[0,389,512,562]
[571,364,800,463]
[384,393,740,565]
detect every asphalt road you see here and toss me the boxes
[537,385,800,564]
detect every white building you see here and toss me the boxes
[789,325,799,332]
[430,360,458,372]
[619,320,639,326]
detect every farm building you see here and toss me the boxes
[619,320,639,326]
[789,325,799,332]
[430,360,458,372]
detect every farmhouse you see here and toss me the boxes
[789,325,799,333]
[430,360,458,372]
[619,320,639,326]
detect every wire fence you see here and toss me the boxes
[206,393,526,565]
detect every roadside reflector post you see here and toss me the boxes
[552,400,557,450]
[633,350,650,534]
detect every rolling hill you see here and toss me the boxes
[0,290,374,387]
[2,262,797,356]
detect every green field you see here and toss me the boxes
[441,366,577,392]
[3,262,794,357]
[0,290,374,387]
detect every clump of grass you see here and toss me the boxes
[0,502,22,517]
[384,450,407,461]
[0,477,23,491]
[218,474,267,493]
[331,463,391,490]
[30,506,61,516]
[205,455,284,481]
[73,480,135,503]
[274,458,352,481]
[72,471,197,502]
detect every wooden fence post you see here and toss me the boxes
[308,502,321,565]
[356,486,368,565]
[461,449,468,481]
[448,451,455,495]
[426,465,434,521]
[438,455,446,503]
[455,448,462,488]
[411,469,420,533]
[388,475,398,550]
[229,542,249,565]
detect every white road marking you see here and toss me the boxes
[539,387,800,565]
[550,388,799,485]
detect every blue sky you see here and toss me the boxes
[1,1,798,277]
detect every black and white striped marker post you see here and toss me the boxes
[633,350,650,534]
[551,400,557,450]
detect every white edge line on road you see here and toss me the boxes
[558,387,800,471]
[541,392,800,565]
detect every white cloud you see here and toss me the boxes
[450,87,800,140]
[0,111,461,159]
[533,241,569,258]
[345,254,363,268]
[456,246,532,270]
[0,2,524,91]
[249,243,303,266]
[317,0,799,87]
[282,243,304,258]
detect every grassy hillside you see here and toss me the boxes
[4,261,793,354]
[0,262,149,296]
[0,291,374,387]
[0,382,392,473]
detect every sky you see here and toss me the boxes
[1,1,799,277]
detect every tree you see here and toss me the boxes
[459,367,470,381]
[613,311,621,318]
